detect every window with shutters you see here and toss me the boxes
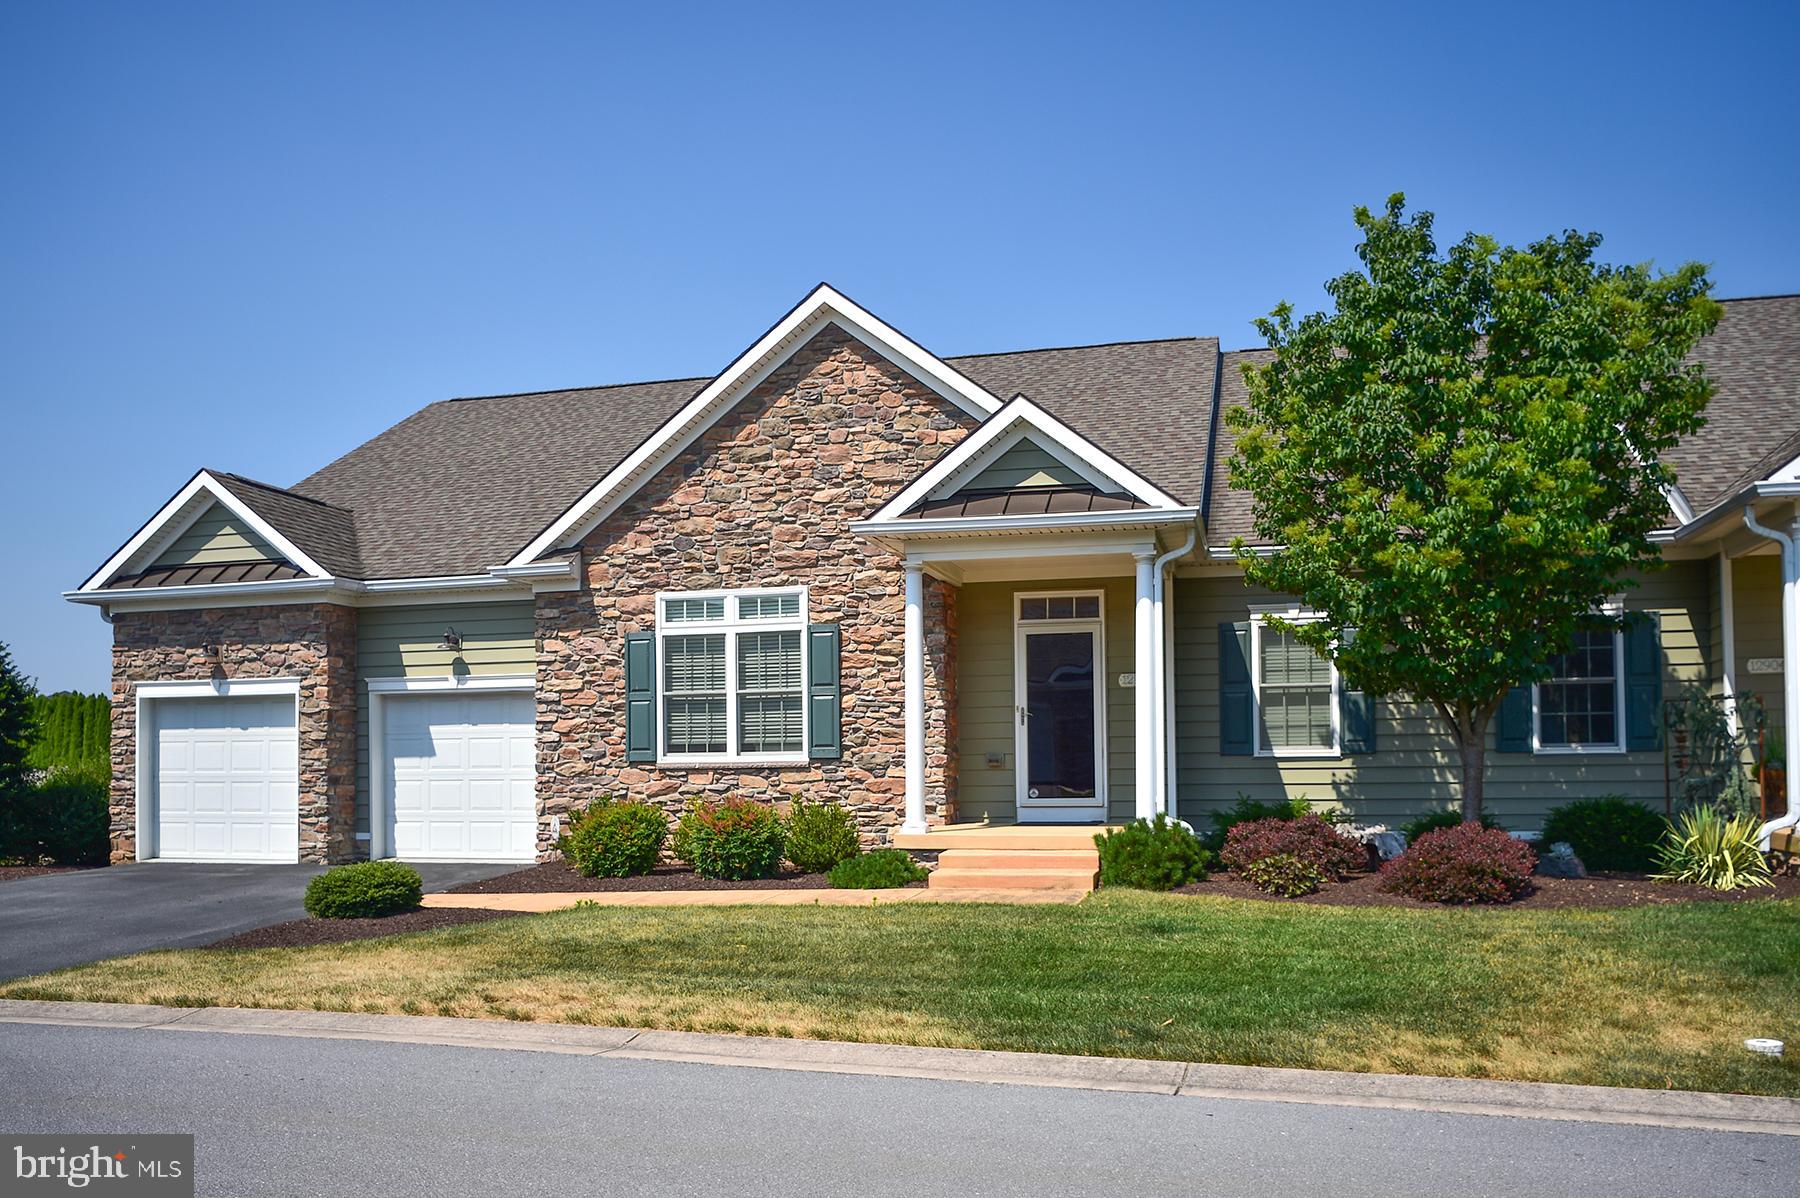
[1533,628,1625,753]
[657,588,808,762]
[1251,614,1340,757]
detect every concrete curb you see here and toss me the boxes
[2,999,1795,1136]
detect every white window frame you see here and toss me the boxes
[1531,627,1627,755]
[1249,611,1341,759]
[655,585,809,766]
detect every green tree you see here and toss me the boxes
[1228,195,1720,821]
[0,641,37,798]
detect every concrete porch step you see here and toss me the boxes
[892,825,1114,851]
[935,848,1099,871]
[928,867,1099,892]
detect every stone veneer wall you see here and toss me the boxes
[109,604,359,863]
[535,325,969,853]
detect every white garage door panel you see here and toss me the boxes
[386,692,535,862]
[154,695,298,863]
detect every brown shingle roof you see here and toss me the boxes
[210,472,364,578]
[1206,296,1800,546]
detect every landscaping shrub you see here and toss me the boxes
[560,798,667,877]
[1095,814,1210,890]
[1220,813,1364,881]
[1652,807,1773,891]
[1203,793,1315,851]
[1539,796,1667,872]
[674,797,786,880]
[1399,808,1500,846]
[828,848,927,889]
[783,798,861,873]
[303,861,424,919]
[1381,823,1535,904]
[0,765,109,866]
[1240,853,1326,897]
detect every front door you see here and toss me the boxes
[1015,621,1106,823]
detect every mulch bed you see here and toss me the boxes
[205,907,521,950]
[443,861,850,893]
[1173,868,1800,909]
[0,864,104,884]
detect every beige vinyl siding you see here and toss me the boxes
[1729,554,1785,756]
[354,601,537,836]
[1171,563,1714,831]
[961,439,1086,491]
[956,577,1136,823]
[151,504,281,567]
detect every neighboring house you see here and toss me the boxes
[68,286,1800,864]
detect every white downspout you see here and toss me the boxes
[1741,507,1800,847]
[1151,526,1198,820]
[1719,548,1738,739]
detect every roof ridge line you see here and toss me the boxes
[211,470,352,513]
[946,335,1208,362]
[448,375,712,402]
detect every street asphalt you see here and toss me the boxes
[0,862,522,979]
[0,1021,1790,1198]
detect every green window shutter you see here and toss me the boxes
[624,631,656,762]
[1625,613,1663,751]
[807,623,842,760]
[1496,685,1531,753]
[1219,621,1253,756]
[1341,688,1376,755]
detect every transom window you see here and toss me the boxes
[1252,617,1339,756]
[657,588,807,761]
[1534,628,1624,752]
[1019,594,1101,621]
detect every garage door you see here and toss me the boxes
[385,692,536,861]
[154,695,299,862]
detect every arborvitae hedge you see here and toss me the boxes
[26,692,110,773]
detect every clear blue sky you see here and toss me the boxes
[3,1,1796,694]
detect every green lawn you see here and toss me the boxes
[5,891,1798,1096]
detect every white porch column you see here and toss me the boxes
[1743,506,1800,838]
[902,561,928,834]
[1134,550,1157,821]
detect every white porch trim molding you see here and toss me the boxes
[902,562,929,834]
[1741,506,1800,847]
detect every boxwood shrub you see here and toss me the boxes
[561,798,668,877]
[1095,814,1210,890]
[1399,808,1500,846]
[1381,823,1536,904]
[1539,796,1667,872]
[783,798,861,874]
[828,848,927,888]
[675,797,786,880]
[303,860,424,919]
[0,765,109,866]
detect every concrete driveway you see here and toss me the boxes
[0,861,525,980]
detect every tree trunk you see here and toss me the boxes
[1459,709,1492,824]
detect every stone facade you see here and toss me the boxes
[109,604,359,863]
[535,325,971,852]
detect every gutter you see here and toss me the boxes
[1740,506,1800,848]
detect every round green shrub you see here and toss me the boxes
[561,798,668,877]
[303,860,424,919]
[783,798,861,874]
[674,797,786,880]
[1095,814,1211,890]
[828,848,927,889]
[1399,808,1500,846]
[1,765,110,866]
[1539,796,1667,872]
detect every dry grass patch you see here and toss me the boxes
[4,893,1796,1095]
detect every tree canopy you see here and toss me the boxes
[1228,195,1721,818]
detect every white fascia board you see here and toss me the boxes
[78,470,331,591]
[65,578,344,607]
[505,284,1006,567]
[1663,483,1695,526]
[851,507,1199,540]
[1769,452,1800,483]
[867,395,1185,523]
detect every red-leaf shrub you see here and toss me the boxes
[1220,813,1365,881]
[1381,823,1536,904]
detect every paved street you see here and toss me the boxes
[1,1022,1789,1198]
[0,862,520,979]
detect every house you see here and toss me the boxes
[68,285,1800,865]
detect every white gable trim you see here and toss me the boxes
[505,284,1006,566]
[78,471,332,592]
[864,394,1185,525]
[926,426,1117,498]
